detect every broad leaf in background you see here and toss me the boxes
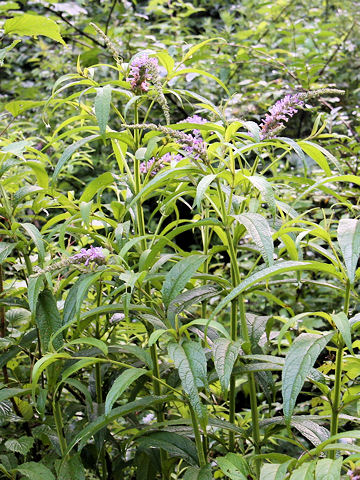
[337,218,360,285]
[4,14,66,45]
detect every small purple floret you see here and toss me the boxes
[71,246,105,266]
[260,93,304,138]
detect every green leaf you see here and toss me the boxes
[5,436,34,455]
[66,396,169,453]
[105,368,147,414]
[20,223,45,267]
[259,462,292,480]
[79,171,114,203]
[57,454,85,480]
[14,462,55,480]
[0,387,32,403]
[4,14,66,45]
[216,453,250,480]
[331,312,353,353]
[247,175,276,219]
[168,341,208,428]
[0,39,20,67]
[95,85,112,137]
[0,242,15,264]
[162,255,207,308]
[35,289,63,351]
[27,275,44,314]
[210,261,342,319]
[212,338,241,393]
[52,134,100,183]
[282,332,333,426]
[138,431,198,466]
[233,213,274,266]
[167,285,219,327]
[297,141,332,176]
[315,458,342,480]
[184,465,212,480]
[337,218,360,285]
[289,462,316,480]
[194,174,217,210]
[68,337,108,356]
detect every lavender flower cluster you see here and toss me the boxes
[71,246,106,266]
[140,152,183,175]
[138,115,208,174]
[348,469,360,480]
[127,55,159,92]
[260,93,304,139]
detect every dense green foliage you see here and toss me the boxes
[0,1,360,479]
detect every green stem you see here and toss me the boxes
[190,406,207,467]
[53,396,67,456]
[329,280,350,459]
[95,283,107,480]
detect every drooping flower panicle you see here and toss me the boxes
[71,246,106,266]
[260,88,345,139]
[260,94,304,138]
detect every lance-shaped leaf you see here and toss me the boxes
[212,338,241,393]
[138,431,198,466]
[95,85,112,137]
[331,312,353,353]
[21,223,45,266]
[105,368,147,414]
[233,213,274,266]
[162,255,207,308]
[247,176,276,218]
[0,242,15,264]
[211,260,341,320]
[168,341,208,428]
[167,285,218,327]
[35,289,63,351]
[337,218,360,285]
[282,332,333,426]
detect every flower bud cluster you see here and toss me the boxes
[139,152,184,175]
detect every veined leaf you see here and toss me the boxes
[289,462,316,480]
[105,368,147,414]
[282,332,333,426]
[211,261,342,319]
[337,218,360,285]
[66,396,169,453]
[21,223,45,266]
[79,171,114,203]
[297,141,332,176]
[14,462,55,480]
[35,289,63,351]
[315,458,342,480]
[5,436,34,455]
[194,174,217,209]
[184,465,212,480]
[168,341,208,428]
[138,431,198,466]
[260,462,292,480]
[216,452,250,480]
[4,14,66,45]
[331,312,353,353]
[233,213,274,266]
[0,242,15,264]
[162,255,207,308]
[95,84,112,137]
[68,337,108,356]
[247,175,276,219]
[212,338,241,393]
[57,454,85,480]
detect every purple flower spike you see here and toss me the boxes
[140,152,183,175]
[127,55,159,93]
[71,246,106,266]
[260,93,304,139]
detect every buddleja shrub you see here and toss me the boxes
[1,23,360,480]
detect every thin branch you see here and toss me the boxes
[44,6,105,48]
[105,0,118,35]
